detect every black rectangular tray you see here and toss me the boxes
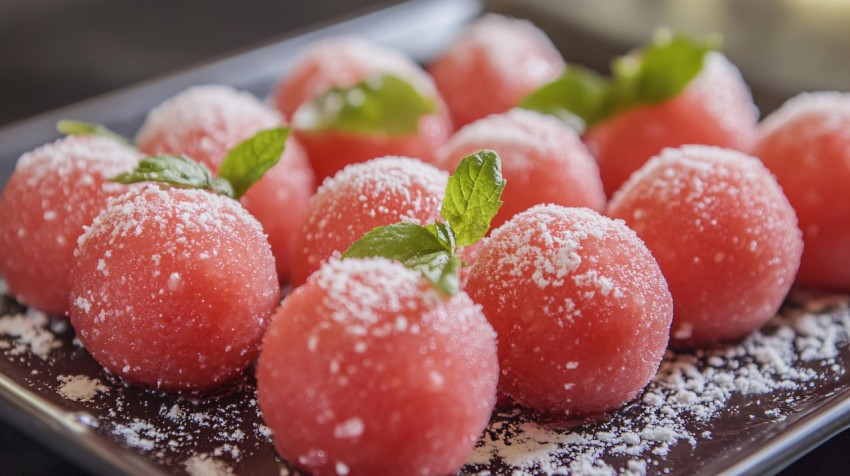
[2,1,850,475]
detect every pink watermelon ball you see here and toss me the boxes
[585,53,759,197]
[69,185,280,391]
[273,37,452,183]
[435,108,606,229]
[608,146,803,347]
[0,135,140,315]
[429,14,564,128]
[136,84,315,283]
[465,205,672,416]
[257,257,498,476]
[290,157,447,287]
[753,92,850,290]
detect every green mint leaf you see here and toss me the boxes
[440,150,506,247]
[218,127,289,199]
[619,30,720,105]
[341,222,459,295]
[520,66,610,133]
[293,74,437,136]
[113,155,234,198]
[56,120,131,144]
[520,31,718,129]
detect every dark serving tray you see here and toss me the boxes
[1,0,850,474]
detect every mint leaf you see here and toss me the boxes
[218,127,289,199]
[621,30,720,105]
[113,155,234,197]
[342,222,459,295]
[520,31,719,129]
[441,150,506,247]
[520,66,610,133]
[56,120,130,144]
[293,74,437,136]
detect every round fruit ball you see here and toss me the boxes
[274,37,452,182]
[608,145,803,347]
[465,205,672,417]
[0,135,140,315]
[136,84,315,283]
[585,53,758,197]
[753,92,850,290]
[257,257,498,476]
[290,157,447,287]
[69,185,280,391]
[435,108,605,229]
[429,14,564,128]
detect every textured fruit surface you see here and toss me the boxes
[753,92,850,290]
[258,258,498,476]
[585,53,758,196]
[429,14,564,128]
[290,157,447,287]
[466,205,672,416]
[69,185,280,391]
[274,37,451,182]
[435,109,605,229]
[608,145,803,347]
[136,84,314,282]
[0,135,139,315]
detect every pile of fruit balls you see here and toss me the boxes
[1,13,847,476]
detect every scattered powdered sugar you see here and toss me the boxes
[460,292,850,475]
[57,374,109,402]
[184,453,235,476]
[0,309,62,359]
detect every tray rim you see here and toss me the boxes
[2,0,850,474]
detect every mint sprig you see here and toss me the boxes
[520,31,720,131]
[293,74,437,136]
[57,120,131,144]
[342,150,505,295]
[441,150,506,246]
[218,127,290,199]
[112,127,289,199]
[113,155,234,197]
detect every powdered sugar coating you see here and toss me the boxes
[0,135,140,315]
[274,37,452,182]
[274,37,440,119]
[586,52,758,196]
[753,91,850,290]
[466,204,672,416]
[435,108,605,228]
[136,85,281,167]
[290,157,448,286]
[136,84,315,282]
[609,145,803,346]
[429,14,565,127]
[70,185,279,390]
[258,258,498,476]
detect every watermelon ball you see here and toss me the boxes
[753,92,850,290]
[435,108,606,229]
[136,84,315,283]
[608,145,803,347]
[273,37,452,183]
[290,157,447,287]
[465,205,672,417]
[429,14,564,128]
[0,135,140,315]
[69,185,280,391]
[257,257,498,476]
[585,53,758,197]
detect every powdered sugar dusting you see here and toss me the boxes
[0,309,62,359]
[461,292,850,474]
[57,374,108,402]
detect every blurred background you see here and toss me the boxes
[1,0,849,474]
